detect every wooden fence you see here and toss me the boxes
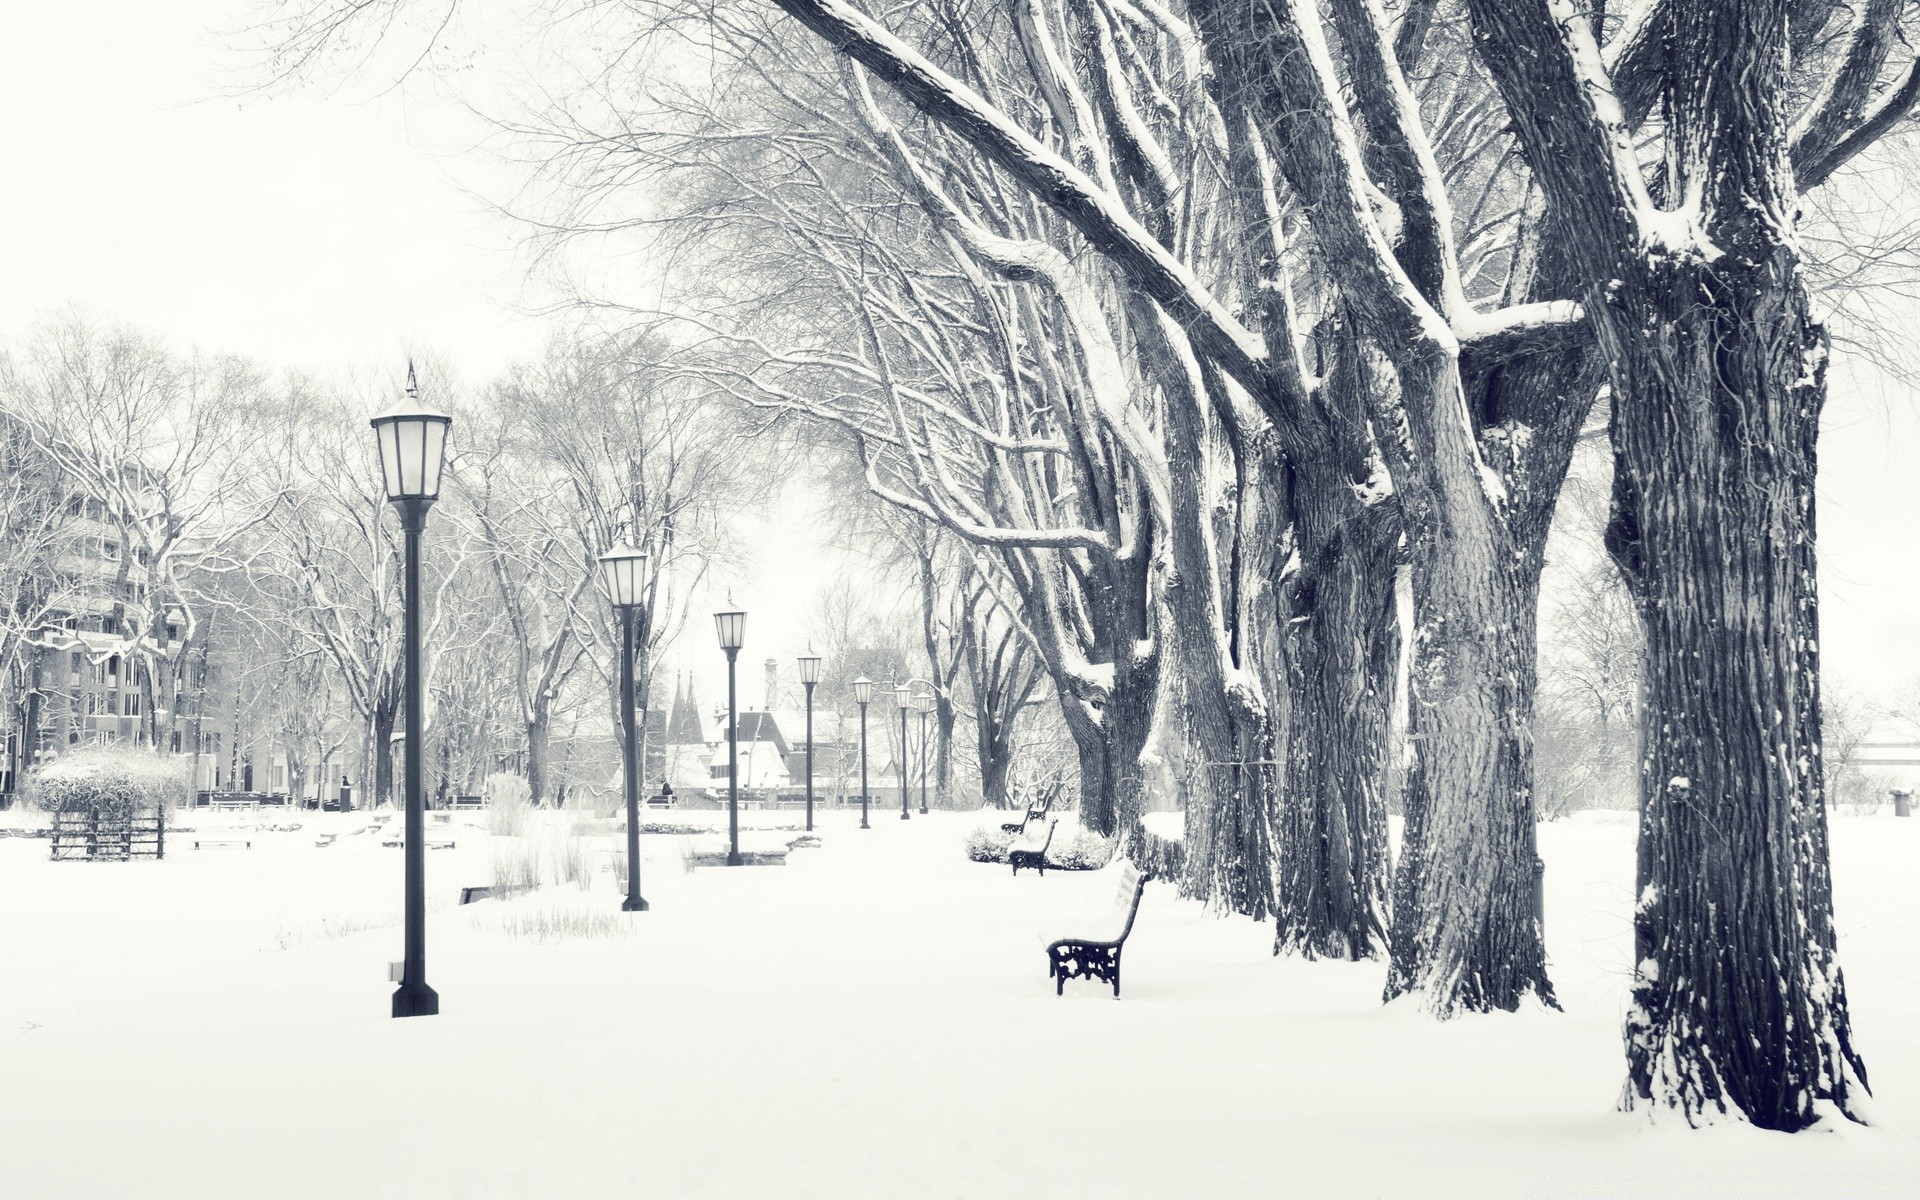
[50,810,165,861]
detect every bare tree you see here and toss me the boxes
[1,310,285,757]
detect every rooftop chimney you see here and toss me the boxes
[764,657,779,711]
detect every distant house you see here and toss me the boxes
[704,711,791,792]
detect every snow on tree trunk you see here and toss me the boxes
[1275,453,1397,959]
[370,698,398,808]
[526,714,552,807]
[1383,352,1555,1014]
[1602,240,1866,1128]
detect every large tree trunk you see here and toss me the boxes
[1602,242,1866,1129]
[370,696,398,807]
[978,731,1013,810]
[1153,315,1277,919]
[1275,453,1398,959]
[1384,354,1556,1014]
[526,713,552,807]
[1064,653,1156,837]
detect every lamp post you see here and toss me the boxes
[915,686,932,815]
[599,543,650,912]
[893,682,912,821]
[853,677,872,830]
[369,363,451,1020]
[716,606,746,866]
[798,653,821,833]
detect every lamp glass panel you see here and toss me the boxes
[397,419,426,495]
[853,677,872,703]
[715,610,746,650]
[420,418,450,498]
[797,655,821,685]
[376,420,403,499]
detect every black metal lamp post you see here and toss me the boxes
[599,542,650,912]
[893,682,912,821]
[369,364,451,1020]
[853,677,872,829]
[915,686,932,815]
[798,652,821,833]
[716,606,746,866]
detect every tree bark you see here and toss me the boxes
[1603,242,1867,1128]
[1275,451,1398,959]
[370,697,398,808]
[526,712,552,807]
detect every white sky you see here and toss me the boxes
[4,2,1917,717]
[0,2,544,377]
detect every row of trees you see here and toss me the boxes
[0,309,1067,815]
[249,0,1920,1129]
[0,316,747,806]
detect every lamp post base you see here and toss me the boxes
[622,896,650,912]
[391,981,439,1018]
[727,852,742,866]
[900,812,911,820]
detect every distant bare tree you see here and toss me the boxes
[0,310,285,756]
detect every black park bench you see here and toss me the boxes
[1046,864,1149,997]
[1009,820,1056,876]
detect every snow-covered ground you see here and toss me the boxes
[1,806,1916,1198]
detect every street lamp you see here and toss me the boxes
[369,362,451,1020]
[716,606,746,866]
[915,685,933,815]
[598,542,650,912]
[798,652,821,833]
[893,682,912,821]
[853,677,873,830]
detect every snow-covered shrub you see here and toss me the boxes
[27,747,189,817]
[483,772,533,836]
[491,829,597,895]
[1047,828,1114,871]
[965,817,1111,869]
[965,825,1013,864]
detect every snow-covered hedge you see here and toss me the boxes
[484,772,533,836]
[964,818,1113,870]
[27,747,189,817]
[965,825,1014,863]
[1047,828,1115,871]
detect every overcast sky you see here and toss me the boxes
[4,2,1917,722]
[0,1,901,703]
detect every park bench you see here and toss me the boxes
[451,795,485,810]
[999,793,1054,835]
[193,837,251,850]
[1045,864,1150,998]
[1000,806,1040,836]
[381,831,456,849]
[1009,820,1057,876]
